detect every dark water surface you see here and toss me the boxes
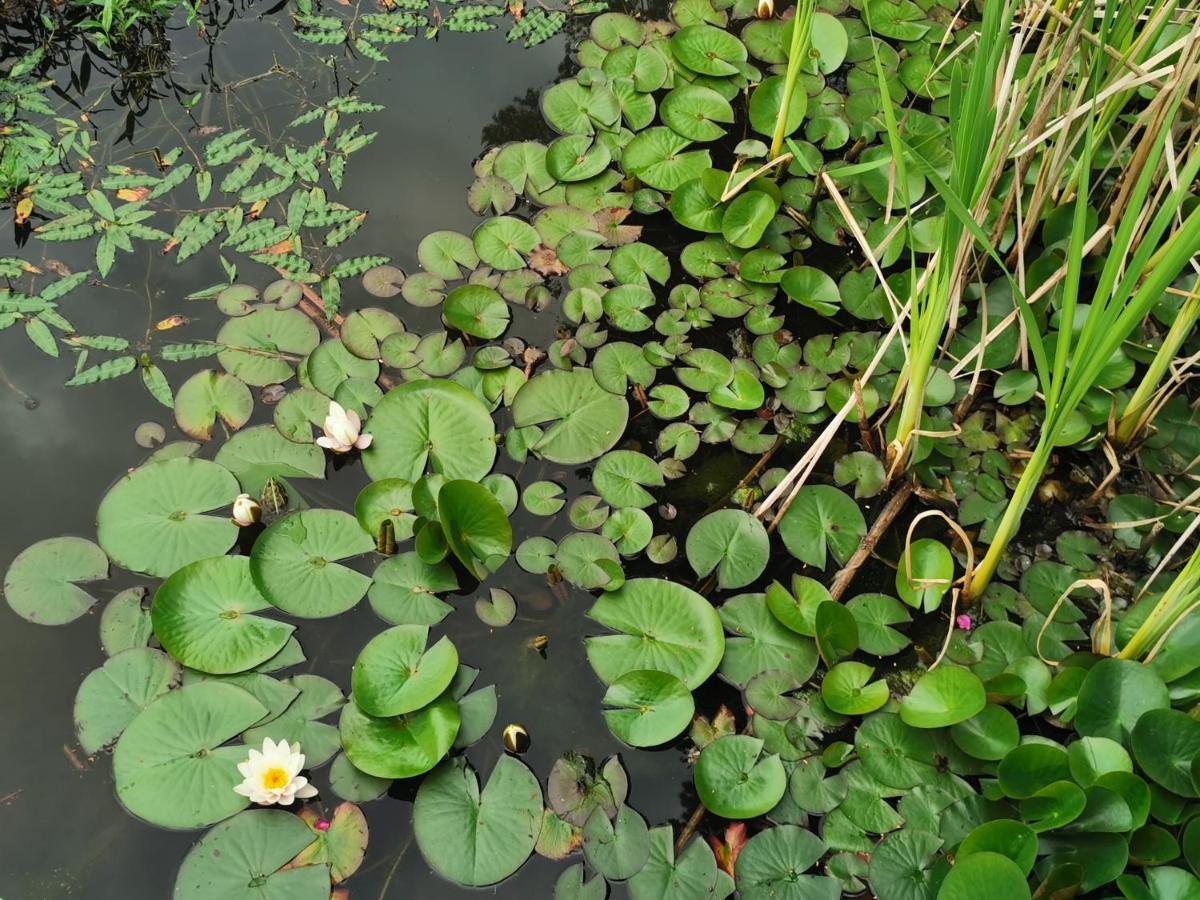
[0,9,697,896]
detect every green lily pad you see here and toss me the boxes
[113,681,266,828]
[364,379,497,483]
[1132,708,1200,797]
[900,666,986,729]
[152,555,294,675]
[100,586,152,655]
[74,647,180,754]
[583,804,651,881]
[1076,658,1169,744]
[174,809,329,900]
[444,284,511,339]
[354,478,417,542]
[351,625,459,718]
[439,479,513,578]
[217,308,320,387]
[4,535,108,625]
[587,578,725,689]
[694,735,787,819]
[671,24,747,76]
[686,509,769,589]
[338,693,460,779]
[777,485,866,569]
[735,825,839,900]
[97,458,240,578]
[593,450,664,508]
[291,802,368,884]
[602,669,695,747]
[174,369,254,441]
[251,510,374,618]
[414,755,544,887]
[512,369,629,464]
[368,552,458,626]
[822,661,890,716]
[936,851,1030,900]
[329,751,392,802]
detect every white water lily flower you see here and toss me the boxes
[231,493,261,527]
[234,737,318,806]
[756,0,773,17]
[316,400,372,453]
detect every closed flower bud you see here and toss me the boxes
[232,493,262,527]
[756,0,773,18]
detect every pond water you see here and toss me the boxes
[0,10,699,895]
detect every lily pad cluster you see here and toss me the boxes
[6,0,1200,897]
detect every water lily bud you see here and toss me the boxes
[503,723,531,754]
[232,493,262,527]
[756,0,773,17]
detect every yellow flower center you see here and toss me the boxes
[261,767,289,790]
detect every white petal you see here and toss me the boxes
[355,432,373,449]
[294,782,319,799]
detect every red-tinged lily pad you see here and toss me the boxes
[290,802,369,884]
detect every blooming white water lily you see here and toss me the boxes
[316,400,372,453]
[233,737,318,806]
[231,493,261,527]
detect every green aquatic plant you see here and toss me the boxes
[766,0,814,163]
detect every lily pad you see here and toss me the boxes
[513,369,629,465]
[735,826,839,900]
[413,755,544,887]
[174,369,254,441]
[74,647,180,753]
[900,666,987,729]
[686,509,769,589]
[583,804,651,881]
[174,809,329,899]
[97,458,240,578]
[244,674,344,769]
[439,479,513,578]
[587,578,725,689]
[602,669,695,747]
[291,802,368,884]
[364,379,497,483]
[113,681,266,828]
[351,625,459,718]
[338,693,460,779]
[152,555,294,675]
[694,735,787,819]
[777,485,866,569]
[368,552,458,626]
[444,284,511,339]
[217,308,320,387]
[251,510,374,618]
[4,535,108,625]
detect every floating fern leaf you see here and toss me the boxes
[175,211,225,263]
[64,355,138,386]
[38,270,90,302]
[329,255,389,278]
[67,334,130,351]
[159,343,221,362]
[204,128,256,167]
[507,8,566,47]
[147,163,194,200]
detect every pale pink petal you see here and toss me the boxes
[355,432,373,449]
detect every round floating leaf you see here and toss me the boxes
[174,369,254,441]
[352,625,459,718]
[777,485,866,569]
[587,578,725,689]
[1132,708,1200,797]
[936,851,1030,900]
[444,285,511,339]
[174,809,329,900]
[100,586,152,655]
[475,588,517,627]
[364,380,497,483]
[362,264,406,298]
[623,127,712,191]
[244,674,344,769]
[4,535,107,625]
[74,647,179,754]
[97,458,240,578]
[555,863,607,900]
[291,802,368,884]
[594,450,664,509]
[583,804,651,881]
[749,75,808,139]
[418,230,479,280]
[354,478,416,542]
[694,735,787,819]
[217,308,320,387]
[214,426,325,496]
[474,216,539,271]
[557,532,622,589]
[735,825,838,900]
[152,556,294,675]
[523,481,566,517]
[414,755,544,887]
[1076,658,1169,744]
[369,552,458,626]
[329,751,392,802]
[686,509,769,589]
[439,479,513,578]
[512,369,629,465]
[338,694,460,779]
[517,536,558,574]
[897,539,954,612]
[719,592,819,688]
[602,669,695,747]
[815,601,859,665]
[113,681,267,828]
[251,509,374,619]
[822,661,889,716]
[273,387,330,444]
[950,704,1020,761]
[846,593,911,656]
[660,85,735,141]
[958,820,1037,875]
[900,666,986,729]
[671,24,747,76]
[997,743,1070,799]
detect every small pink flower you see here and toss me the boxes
[316,819,331,832]
[956,614,973,630]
